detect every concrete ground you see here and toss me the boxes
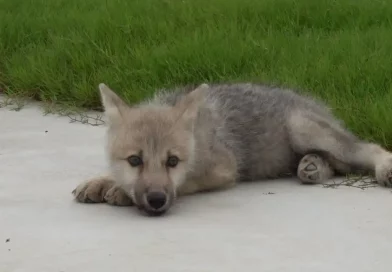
[1,98,392,272]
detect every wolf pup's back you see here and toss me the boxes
[154,83,343,181]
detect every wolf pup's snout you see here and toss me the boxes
[146,191,167,210]
[142,189,172,216]
[133,178,175,216]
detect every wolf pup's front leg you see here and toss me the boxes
[73,176,134,206]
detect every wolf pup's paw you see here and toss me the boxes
[297,154,334,184]
[104,186,134,206]
[72,176,115,203]
[375,156,392,187]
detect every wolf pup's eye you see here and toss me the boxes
[127,155,143,167]
[166,156,179,168]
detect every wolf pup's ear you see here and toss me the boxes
[98,83,129,126]
[175,83,209,130]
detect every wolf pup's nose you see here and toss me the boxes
[146,191,167,210]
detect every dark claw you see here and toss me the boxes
[84,198,94,203]
[76,192,84,200]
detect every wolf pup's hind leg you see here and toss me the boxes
[288,110,392,187]
[297,154,334,184]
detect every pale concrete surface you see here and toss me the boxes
[1,100,392,272]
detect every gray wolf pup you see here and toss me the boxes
[73,83,392,216]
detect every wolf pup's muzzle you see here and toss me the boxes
[134,185,175,216]
[143,190,173,216]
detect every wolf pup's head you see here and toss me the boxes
[98,83,208,216]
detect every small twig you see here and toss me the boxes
[67,112,105,126]
[0,99,11,108]
[0,97,24,111]
[42,103,106,127]
[323,175,378,190]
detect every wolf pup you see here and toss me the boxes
[73,83,392,216]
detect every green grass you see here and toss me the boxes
[1,0,392,147]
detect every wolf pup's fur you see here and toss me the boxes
[73,83,392,216]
